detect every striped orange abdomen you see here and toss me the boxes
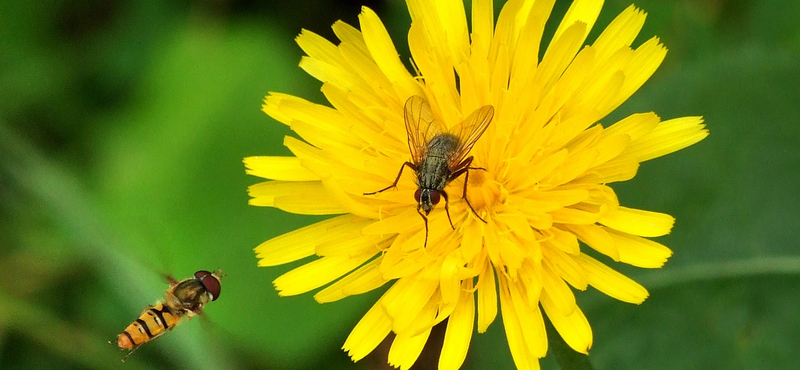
[116,303,182,349]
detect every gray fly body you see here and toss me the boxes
[365,96,495,247]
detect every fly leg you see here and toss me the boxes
[441,191,456,230]
[461,168,488,223]
[364,161,417,195]
[450,157,488,223]
[416,205,429,248]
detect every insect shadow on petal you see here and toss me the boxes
[365,95,494,247]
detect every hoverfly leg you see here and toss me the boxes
[364,162,418,195]
[120,344,143,362]
[416,205,429,248]
[441,191,455,230]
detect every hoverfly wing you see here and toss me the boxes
[404,95,447,164]
[447,104,494,169]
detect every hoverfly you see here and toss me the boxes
[365,95,494,247]
[112,270,224,361]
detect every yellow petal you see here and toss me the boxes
[552,0,603,44]
[476,261,498,333]
[541,243,587,290]
[405,294,441,336]
[314,257,388,303]
[613,36,667,111]
[591,129,632,167]
[273,252,374,296]
[254,215,367,266]
[471,0,494,49]
[343,299,393,361]
[332,45,401,112]
[498,274,543,370]
[599,206,674,237]
[603,112,660,140]
[592,5,646,63]
[495,210,536,241]
[577,253,648,304]
[296,29,344,69]
[247,181,347,215]
[565,224,620,261]
[583,153,639,183]
[315,232,387,257]
[358,7,416,98]
[509,7,546,87]
[362,207,427,236]
[510,278,547,358]
[282,136,330,177]
[433,0,470,67]
[551,207,599,225]
[332,20,368,56]
[460,220,484,263]
[606,228,673,268]
[298,56,358,92]
[541,290,593,354]
[511,149,568,191]
[263,93,350,136]
[244,156,320,181]
[379,237,426,279]
[381,275,438,333]
[535,22,587,97]
[626,116,709,162]
[321,177,385,220]
[541,261,577,315]
[439,253,464,310]
[546,227,580,255]
[547,143,598,186]
[439,281,475,370]
[388,328,431,370]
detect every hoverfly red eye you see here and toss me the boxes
[195,270,222,301]
[429,191,441,205]
[414,188,422,203]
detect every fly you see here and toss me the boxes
[365,95,494,247]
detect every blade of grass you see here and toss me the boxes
[0,290,150,369]
[641,256,800,290]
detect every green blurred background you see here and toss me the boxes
[1,0,798,369]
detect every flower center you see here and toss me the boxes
[464,169,504,211]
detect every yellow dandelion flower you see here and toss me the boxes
[245,0,708,369]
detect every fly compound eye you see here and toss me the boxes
[429,190,441,205]
[414,188,422,203]
[195,270,222,301]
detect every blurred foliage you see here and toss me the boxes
[1,0,799,369]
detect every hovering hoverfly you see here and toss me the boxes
[112,270,224,361]
[365,95,494,247]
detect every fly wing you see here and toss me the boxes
[447,104,494,169]
[404,95,446,164]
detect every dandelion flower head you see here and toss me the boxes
[245,0,709,369]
